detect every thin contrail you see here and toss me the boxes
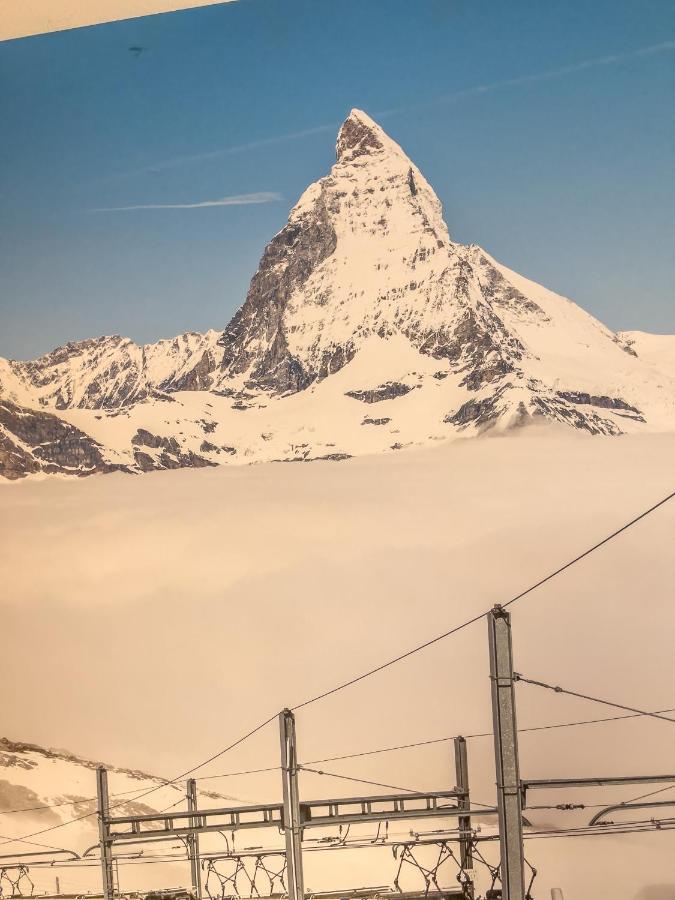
[91,191,282,211]
[376,39,675,119]
[111,39,674,179]
[110,124,337,181]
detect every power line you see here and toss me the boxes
[0,785,184,817]
[291,488,675,711]
[499,706,675,736]
[299,765,447,797]
[0,780,246,816]
[624,783,675,805]
[518,819,675,841]
[291,610,488,712]
[302,737,462,765]
[298,765,496,810]
[193,766,280,783]
[514,674,675,725]
[10,698,669,817]
[298,705,675,767]
[528,783,675,814]
[5,488,672,852]
[0,714,278,850]
[0,833,75,854]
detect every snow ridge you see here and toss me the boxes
[1,109,673,478]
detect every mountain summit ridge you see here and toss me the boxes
[1,110,674,478]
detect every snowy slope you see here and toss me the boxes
[0,738,247,895]
[0,332,225,411]
[619,330,675,380]
[1,110,673,479]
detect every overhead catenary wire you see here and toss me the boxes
[192,766,280,784]
[526,784,675,814]
[508,819,675,841]
[514,674,675,725]
[0,833,78,854]
[291,487,675,711]
[296,704,675,768]
[0,782,256,818]
[623,783,675,805]
[298,765,497,810]
[5,487,673,851]
[0,713,278,849]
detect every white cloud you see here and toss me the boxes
[92,191,282,211]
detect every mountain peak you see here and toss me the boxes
[336,108,400,163]
[2,106,674,480]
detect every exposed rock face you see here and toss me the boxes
[0,400,123,478]
[445,383,624,436]
[208,110,555,401]
[346,382,416,403]
[217,195,338,392]
[131,429,216,472]
[1,108,673,479]
[0,734,240,863]
[556,391,644,420]
[1,332,225,411]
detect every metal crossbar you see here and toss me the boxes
[104,793,477,843]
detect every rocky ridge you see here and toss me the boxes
[1,110,673,479]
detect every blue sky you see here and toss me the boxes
[1,0,673,359]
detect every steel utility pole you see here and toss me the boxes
[488,606,525,900]
[186,778,202,900]
[279,709,305,900]
[96,767,115,900]
[453,736,473,896]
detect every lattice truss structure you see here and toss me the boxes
[466,845,537,900]
[202,838,536,900]
[0,866,34,899]
[393,840,473,898]
[204,854,287,899]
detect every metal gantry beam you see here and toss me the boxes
[103,792,479,842]
[488,605,525,900]
[106,802,283,841]
[521,774,675,813]
[299,791,476,828]
[523,774,675,794]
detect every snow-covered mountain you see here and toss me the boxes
[0,737,241,894]
[1,109,673,479]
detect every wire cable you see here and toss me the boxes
[192,766,280,784]
[0,833,77,854]
[0,713,278,849]
[298,765,496,809]
[291,488,675,711]
[0,785,188,817]
[5,489,673,849]
[0,772,251,816]
[297,704,675,768]
[623,783,675,805]
[514,674,675,725]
